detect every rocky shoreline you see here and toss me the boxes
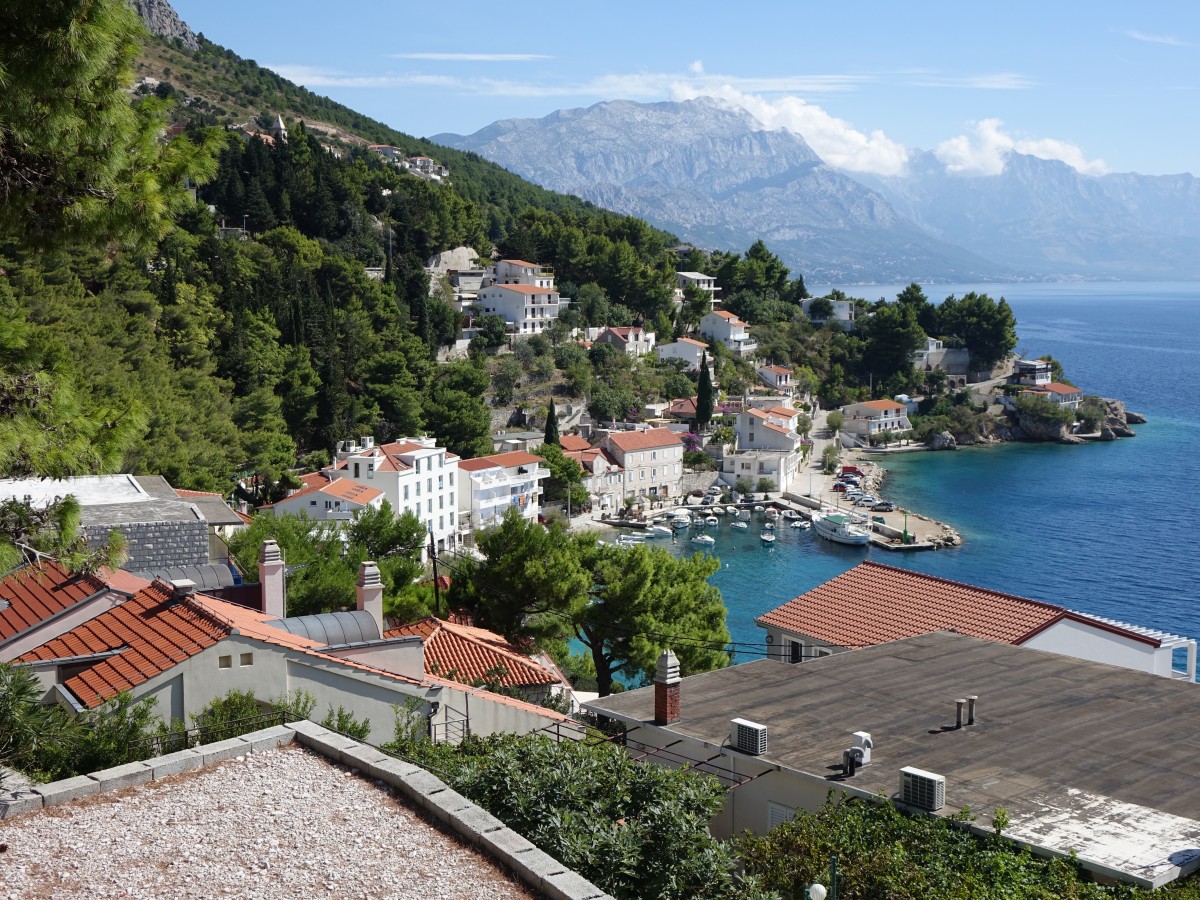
[926,398,1146,450]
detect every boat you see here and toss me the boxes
[753,505,764,515]
[762,521,775,531]
[616,533,648,546]
[691,534,716,547]
[705,515,719,527]
[782,509,802,521]
[737,509,751,521]
[760,531,776,543]
[790,519,811,530]
[647,524,673,538]
[730,520,749,530]
[669,512,691,529]
[764,507,780,520]
[812,512,871,546]
[711,506,725,516]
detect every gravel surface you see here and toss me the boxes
[0,746,534,899]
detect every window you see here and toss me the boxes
[427,477,432,493]
[439,475,444,489]
[439,515,444,530]
[325,501,332,509]
[450,472,454,487]
[427,499,432,513]
[218,655,232,669]
[404,485,409,501]
[309,500,316,507]
[768,801,796,829]
[353,462,360,478]
[239,652,253,667]
[789,641,803,664]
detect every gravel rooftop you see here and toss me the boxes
[0,746,534,899]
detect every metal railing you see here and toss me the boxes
[126,711,290,762]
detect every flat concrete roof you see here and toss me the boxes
[586,631,1200,887]
[0,475,204,526]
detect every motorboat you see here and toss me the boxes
[616,533,648,547]
[730,520,749,530]
[753,505,764,515]
[812,512,871,546]
[705,516,719,527]
[647,524,673,538]
[764,507,780,520]
[670,513,691,530]
[782,509,802,521]
[711,506,725,516]
[691,534,716,547]
[738,509,751,521]
[790,519,811,530]
[762,521,775,531]
[760,531,776,543]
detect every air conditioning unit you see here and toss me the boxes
[730,718,768,755]
[899,766,945,811]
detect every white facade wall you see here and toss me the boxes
[1022,619,1196,680]
[476,285,565,335]
[700,313,757,356]
[656,341,707,371]
[270,489,383,522]
[610,444,684,499]
[460,463,549,531]
[841,403,912,437]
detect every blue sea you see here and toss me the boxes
[675,283,1200,662]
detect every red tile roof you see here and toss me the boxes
[676,337,708,348]
[762,365,792,375]
[605,427,683,452]
[710,310,740,320]
[485,283,555,295]
[174,488,224,500]
[267,477,382,509]
[0,563,108,644]
[860,399,907,411]
[384,617,561,688]
[499,259,539,269]
[458,451,544,472]
[559,435,591,452]
[669,397,698,417]
[1044,382,1083,395]
[756,561,1069,648]
[765,406,799,418]
[17,579,230,708]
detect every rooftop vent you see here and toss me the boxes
[730,718,768,755]
[900,766,945,811]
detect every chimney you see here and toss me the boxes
[967,695,978,726]
[169,579,196,601]
[653,649,681,725]
[955,698,966,729]
[357,561,384,636]
[259,540,286,618]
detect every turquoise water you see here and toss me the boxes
[676,283,1200,661]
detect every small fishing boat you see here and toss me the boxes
[762,521,776,531]
[764,507,780,520]
[691,534,716,547]
[647,524,673,538]
[790,519,811,530]
[753,505,764,515]
[782,509,802,521]
[730,520,749,530]
[760,531,776,543]
[812,512,871,546]
[705,515,719,527]
[711,506,725,516]
[738,509,751,521]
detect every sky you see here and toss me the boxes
[169,1,1200,178]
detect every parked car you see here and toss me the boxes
[872,501,896,512]
[832,483,848,493]
[838,475,861,486]
[855,496,878,507]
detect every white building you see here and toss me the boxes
[656,336,709,371]
[267,476,384,522]
[721,407,803,492]
[840,399,912,443]
[475,283,568,335]
[757,364,794,394]
[594,326,656,358]
[914,337,971,386]
[700,310,756,357]
[802,297,857,331]
[599,428,684,501]
[456,451,550,535]
[675,271,718,310]
[327,437,459,554]
[561,435,625,513]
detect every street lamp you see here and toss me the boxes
[901,508,910,544]
[805,856,838,900]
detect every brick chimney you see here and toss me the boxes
[654,649,681,725]
[259,540,286,618]
[357,561,384,637]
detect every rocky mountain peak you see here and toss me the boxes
[129,0,198,50]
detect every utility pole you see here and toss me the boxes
[428,529,443,618]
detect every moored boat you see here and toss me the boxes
[790,519,811,530]
[782,509,801,520]
[760,531,776,543]
[691,534,716,546]
[705,515,719,527]
[647,524,673,538]
[730,520,749,530]
[812,512,871,546]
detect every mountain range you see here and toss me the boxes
[435,98,1200,283]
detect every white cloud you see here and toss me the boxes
[906,72,1035,90]
[935,118,1108,176]
[1123,29,1191,47]
[390,52,553,62]
[673,84,910,177]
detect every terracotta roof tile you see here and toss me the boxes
[458,451,544,472]
[860,399,907,411]
[0,562,108,644]
[605,428,682,452]
[559,435,591,452]
[755,561,1066,648]
[676,337,708,348]
[1044,382,1083,394]
[17,578,230,708]
[485,283,555,295]
[384,617,560,688]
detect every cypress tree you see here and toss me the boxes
[544,400,560,446]
[696,352,713,432]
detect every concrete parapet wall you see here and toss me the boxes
[2,721,611,899]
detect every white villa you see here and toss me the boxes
[840,399,912,443]
[593,326,656,358]
[456,451,549,535]
[720,406,803,493]
[326,437,459,555]
[802,297,856,331]
[476,259,568,335]
[700,310,756,357]
[267,476,384,522]
[757,364,794,394]
[656,336,709,371]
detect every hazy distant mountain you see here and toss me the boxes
[434,98,1005,283]
[863,152,1200,280]
[437,96,1200,282]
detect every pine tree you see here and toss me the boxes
[696,352,713,432]
[544,400,560,446]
